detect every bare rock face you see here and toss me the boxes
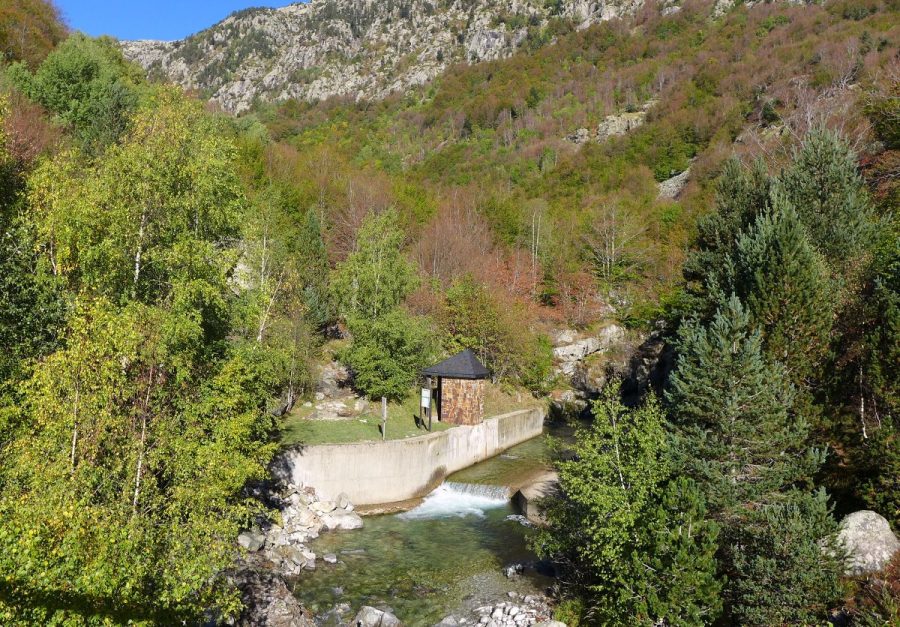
[121,0,660,114]
[595,99,657,141]
[836,510,900,576]
[657,167,691,200]
[552,325,625,376]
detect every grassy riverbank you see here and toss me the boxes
[279,383,542,446]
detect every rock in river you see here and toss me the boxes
[351,605,402,626]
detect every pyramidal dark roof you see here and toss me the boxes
[422,349,490,379]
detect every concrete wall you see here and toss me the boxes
[277,407,545,506]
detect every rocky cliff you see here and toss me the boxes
[120,0,666,113]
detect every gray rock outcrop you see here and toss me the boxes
[552,325,624,377]
[121,1,669,114]
[595,100,656,141]
[836,510,900,576]
[657,167,691,199]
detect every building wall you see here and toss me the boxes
[277,407,545,505]
[440,377,485,425]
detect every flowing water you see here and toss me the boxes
[292,424,575,626]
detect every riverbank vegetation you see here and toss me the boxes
[0,0,897,623]
[536,121,899,625]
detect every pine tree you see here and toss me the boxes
[781,129,873,271]
[681,158,771,321]
[728,489,844,626]
[667,296,821,513]
[730,190,833,385]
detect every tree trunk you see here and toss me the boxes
[133,365,155,513]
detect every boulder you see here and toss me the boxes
[238,530,266,552]
[534,622,567,627]
[836,510,900,576]
[322,509,365,531]
[350,605,401,626]
[311,500,337,514]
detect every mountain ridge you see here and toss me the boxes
[121,0,711,113]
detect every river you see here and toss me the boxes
[292,424,574,625]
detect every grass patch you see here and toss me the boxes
[279,382,540,446]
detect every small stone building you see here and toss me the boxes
[421,349,490,426]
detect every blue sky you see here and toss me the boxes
[55,1,297,41]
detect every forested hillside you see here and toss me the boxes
[0,0,897,623]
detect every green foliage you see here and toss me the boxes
[330,207,419,320]
[0,96,65,392]
[729,193,833,383]
[859,422,900,530]
[28,88,243,313]
[681,158,771,319]
[728,490,844,626]
[0,301,280,623]
[0,84,284,624]
[536,383,721,625]
[341,308,438,401]
[667,296,820,512]
[9,33,141,151]
[780,128,873,270]
[297,209,334,331]
[0,220,65,391]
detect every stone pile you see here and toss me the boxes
[436,593,562,627]
[239,482,363,577]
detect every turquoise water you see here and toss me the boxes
[292,431,568,625]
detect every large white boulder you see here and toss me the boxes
[321,508,364,531]
[351,606,401,626]
[836,510,900,576]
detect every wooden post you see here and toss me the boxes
[426,376,433,432]
[381,396,387,441]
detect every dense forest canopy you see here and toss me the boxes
[0,0,897,623]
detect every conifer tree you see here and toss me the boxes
[728,489,844,626]
[681,158,771,321]
[781,129,873,271]
[667,296,820,513]
[730,190,833,385]
[537,383,721,625]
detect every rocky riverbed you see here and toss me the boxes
[435,591,562,627]
[230,481,365,625]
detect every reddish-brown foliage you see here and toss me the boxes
[3,89,60,168]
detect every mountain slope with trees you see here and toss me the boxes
[0,0,897,623]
